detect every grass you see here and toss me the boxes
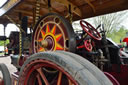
[0,52,4,56]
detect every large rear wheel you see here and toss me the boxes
[57,51,113,85]
[18,52,101,85]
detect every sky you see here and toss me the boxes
[0,0,7,7]
[121,18,128,28]
[0,24,19,37]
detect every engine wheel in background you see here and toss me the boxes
[0,63,11,85]
[32,13,76,53]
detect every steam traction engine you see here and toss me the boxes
[0,0,128,85]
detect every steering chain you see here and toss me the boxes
[33,0,41,26]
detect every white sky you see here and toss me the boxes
[121,18,128,28]
[0,0,7,7]
[0,24,19,37]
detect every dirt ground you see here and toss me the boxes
[0,56,17,77]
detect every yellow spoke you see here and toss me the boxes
[56,43,63,50]
[46,24,50,33]
[51,25,56,35]
[55,34,62,42]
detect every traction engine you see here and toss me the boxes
[0,13,128,85]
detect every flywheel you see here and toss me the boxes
[32,13,76,53]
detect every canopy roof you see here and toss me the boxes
[0,0,128,26]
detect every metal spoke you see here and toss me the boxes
[57,72,62,85]
[37,68,50,85]
[36,74,42,85]
[68,79,74,85]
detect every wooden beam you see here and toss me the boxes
[51,0,82,17]
[84,0,96,12]
[23,0,47,6]
[13,9,33,16]
[77,0,128,20]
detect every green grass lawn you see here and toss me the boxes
[0,52,4,56]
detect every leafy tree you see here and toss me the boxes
[107,26,128,43]
[90,10,128,35]
[0,39,9,46]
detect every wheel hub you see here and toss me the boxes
[40,35,55,50]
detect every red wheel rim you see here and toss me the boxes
[32,13,76,53]
[84,40,92,52]
[18,59,78,85]
[80,20,101,40]
[0,78,4,85]
[34,23,65,52]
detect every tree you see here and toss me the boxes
[0,39,9,46]
[89,10,128,35]
[107,26,128,43]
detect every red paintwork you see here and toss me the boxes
[19,54,30,67]
[18,59,78,85]
[80,20,101,40]
[84,40,92,52]
[123,38,128,46]
[123,38,128,42]
[104,72,120,85]
[108,64,128,85]
[77,40,92,52]
[0,79,4,85]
